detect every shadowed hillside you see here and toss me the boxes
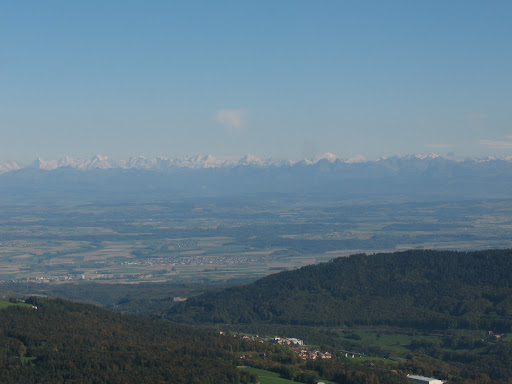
[0,298,260,384]
[167,249,512,331]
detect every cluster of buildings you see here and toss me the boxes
[238,335,333,361]
[107,254,270,268]
[270,337,304,346]
[488,330,504,339]
[230,332,447,384]
[15,275,77,283]
[291,348,332,360]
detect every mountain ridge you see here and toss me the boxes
[2,154,512,202]
[3,153,512,174]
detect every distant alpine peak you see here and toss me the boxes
[28,155,119,171]
[30,157,59,170]
[239,154,264,166]
[413,153,440,160]
[474,155,512,163]
[0,160,22,174]
[345,154,367,164]
[304,152,368,165]
[301,152,338,165]
[313,152,338,163]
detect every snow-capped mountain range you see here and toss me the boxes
[0,153,340,174]
[2,152,512,203]
[3,152,510,175]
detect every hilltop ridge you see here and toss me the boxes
[167,249,512,330]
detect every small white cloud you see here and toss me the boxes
[424,144,454,149]
[479,139,512,149]
[215,109,246,131]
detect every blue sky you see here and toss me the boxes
[1,1,511,162]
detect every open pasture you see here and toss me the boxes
[239,367,297,384]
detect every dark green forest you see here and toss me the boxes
[0,298,264,384]
[167,249,512,331]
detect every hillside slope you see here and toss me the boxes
[0,298,258,384]
[167,249,512,331]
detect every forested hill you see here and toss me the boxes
[167,249,512,331]
[0,298,260,384]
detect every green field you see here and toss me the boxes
[338,329,444,354]
[240,367,335,384]
[0,300,32,309]
[238,367,298,384]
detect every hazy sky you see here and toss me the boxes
[2,1,511,162]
